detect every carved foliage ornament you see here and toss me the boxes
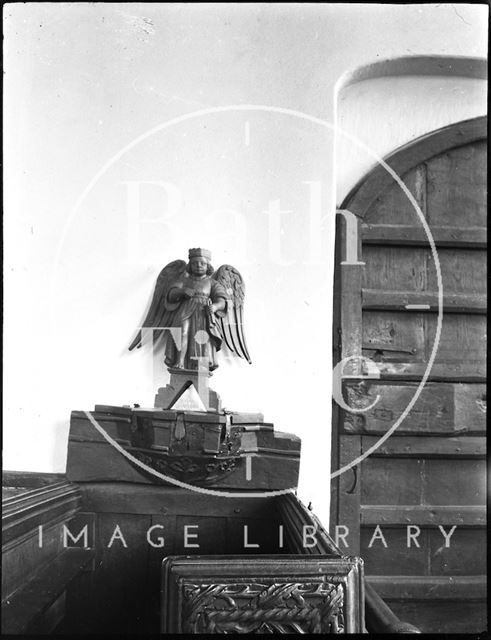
[182,581,345,634]
[129,449,241,485]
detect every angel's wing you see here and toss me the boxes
[128,259,187,350]
[212,265,251,364]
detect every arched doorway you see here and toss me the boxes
[331,116,486,633]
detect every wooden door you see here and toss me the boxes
[330,116,486,633]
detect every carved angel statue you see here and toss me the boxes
[129,248,251,372]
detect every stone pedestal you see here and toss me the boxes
[154,367,221,412]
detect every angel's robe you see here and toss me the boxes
[164,273,229,371]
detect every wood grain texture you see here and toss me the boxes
[427,526,487,576]
[360,505,485,526]
[366,575,486,600]
[2,548,94,635]
[426,248,487,294]
[360,527,428,576]
[426,141,487,228]
[362,311,425,361]
[360,458,423,506]
[79,483,279,519]
[2,471,67,489]
[362,246,427,292]
[386,599,487,634]
[361,362,486,381]
[362,290,485,313]
[277,493,342,557]
[336,435,362,554]
[425,314,486,369]
[342,382,486,435]
[2,481,81,548]
[362,313,487,369]
[89,512,152,633]
[361,435,485,457]
[343,116,486,219]
[2,521,66,603]
[362,223,487,248]
[364,166,426,226]
[361,526,486,577]
[361,457,485,507]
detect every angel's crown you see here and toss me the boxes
[188,247,211,260]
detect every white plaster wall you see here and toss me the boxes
[336,75,487,202]
[3,3,487,527]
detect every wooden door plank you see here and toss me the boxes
[362,313,487,370]
[386,600,487,634]
[427,526,487,576]
[362,290,485,313]
[360,505,485,526]
[366,575,486,600]
[337,434,362,554]
[330,217,343,527]
[426,248,487,294]
[426,141,487,228]
[362,224,487,247]
[362,458,485,507]
[361,526,486,577]
[360,458,423,506]
[362,311,425,362]
[423,458,486,506]
[363,166,427,227]
[425,314,486,367]
[362,246,427,292]
[364,362,486,381]
[360,527,429,576]
[342,381,486,436]
[361,435,486,457]
[79,484,278,519]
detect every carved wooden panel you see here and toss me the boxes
[161,556,364,633]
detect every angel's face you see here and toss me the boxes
[189,257,208,276]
